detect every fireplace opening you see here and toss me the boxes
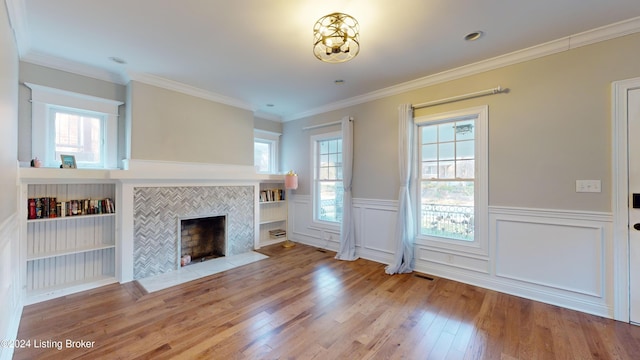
[179,215,226,265]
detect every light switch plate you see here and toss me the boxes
[576,180,601,193]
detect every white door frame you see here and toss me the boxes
[612,76,640,322]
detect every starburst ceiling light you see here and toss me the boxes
[313,12,360,63]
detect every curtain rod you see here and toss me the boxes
[413,86,506,110]
[302,117,353,131]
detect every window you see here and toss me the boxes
[52,107,104,167]
[254,130,280,173]
[416,106,488,252]
[312,132,343,223]
[27,83,123,169]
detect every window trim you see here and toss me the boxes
[310,130,343,229]
[26,83,123,169]
[414,105,489,256]
[254,129,281,174]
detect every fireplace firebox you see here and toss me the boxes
[178,214,226,265]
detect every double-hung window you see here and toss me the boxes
[27,83,122,169]
[312,132,343,224]
[416,106,488,253]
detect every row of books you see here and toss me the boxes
[27,197,115,219]
[260,188,285,202]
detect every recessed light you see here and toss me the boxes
[464,31,484,41]
[334,79,345,85]
[266,104,274,107]
[109,56,127,64]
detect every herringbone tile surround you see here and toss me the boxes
[133,186,254,279]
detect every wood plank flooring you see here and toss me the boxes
[14,244,640,359]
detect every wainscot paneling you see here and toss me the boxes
[289,195,397,264]
[416,248,490,274]
[0,213,22,360]
[290,199,616,318]
[488,207,613,316]
[353,198,397,264]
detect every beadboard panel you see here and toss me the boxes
[26,216,115,260]
[22,183,118,304]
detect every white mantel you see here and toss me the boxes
[19,159,285,183]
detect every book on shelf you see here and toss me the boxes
[260,188,285,202]
[27,197,116,219]
[269,229,286,238]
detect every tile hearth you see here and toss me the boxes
[136,251,268,293]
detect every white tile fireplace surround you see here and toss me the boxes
[133,185,254,279]
[116,160,280,283]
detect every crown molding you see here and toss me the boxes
[21,51,128,85]
[283,16,640,122]
[5,0,29,56]
[127,71,254,112]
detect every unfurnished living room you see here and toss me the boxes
[2,1,640,359]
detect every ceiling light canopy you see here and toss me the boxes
[313,12,360,63]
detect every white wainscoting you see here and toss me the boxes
[0,213,22,360]
[488,207,613,316]
[289,197,616,318]
[289,195,397,264]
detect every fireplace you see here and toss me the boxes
[179,214,226,265]
[133,185,254,280]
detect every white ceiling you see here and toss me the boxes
[8,0,640,121]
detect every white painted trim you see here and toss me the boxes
[25,83,123,169]
[128,71,254,111]
[414,260,613,318]
[4,0,30,57]
[254,129,282,137]
[7,5,637,125]
[612,76,640,322]
[21,52,128,85]
[489,205,613,222]
[416,205,615,318]
[289,195,617,317]
[283,17,640,121]
[414,106,489,257]
[254,130,281,174]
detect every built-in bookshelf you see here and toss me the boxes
[20,178,117,304]
[258,181,288,247]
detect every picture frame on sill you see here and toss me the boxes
[60,154,77,169]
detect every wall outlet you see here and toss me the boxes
[576,180,601,193]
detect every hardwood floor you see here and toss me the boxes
[14,244,640,359]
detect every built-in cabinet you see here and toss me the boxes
[258,180,288,247]
[20,169,118,304]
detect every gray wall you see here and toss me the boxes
[282,32,640,213]
[254,116,283,134]
[128,81,254,165]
